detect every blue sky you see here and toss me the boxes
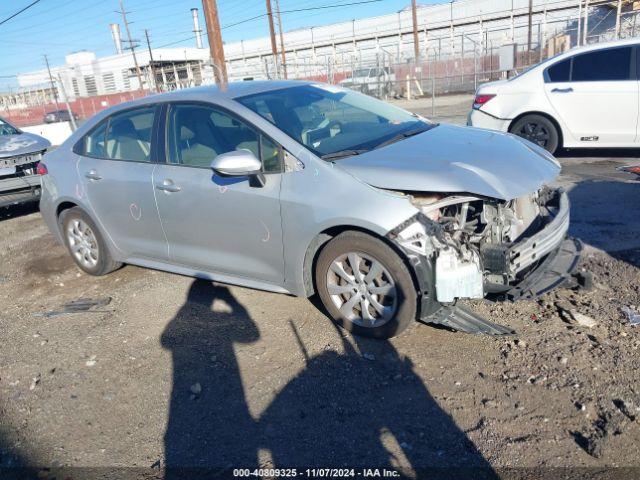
[0,0,445,90]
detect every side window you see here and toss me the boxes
[261,135,281,173]
[572,47,632,81]
[83,121,108,157]
[167,104,279,171]
[104,107,155,162]
[546,58,571,83]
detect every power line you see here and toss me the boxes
[0,0,43,27]
[154,0,389,48]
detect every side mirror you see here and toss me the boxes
[211,150,265,187]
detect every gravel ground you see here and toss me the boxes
[0,97,639,477]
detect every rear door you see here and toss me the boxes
[543,45,638,146]
[77,105,168,260]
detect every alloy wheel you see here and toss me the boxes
[67,219,99,269]
[518,121,550,147]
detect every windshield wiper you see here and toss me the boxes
[321,149,368,160]
[374,127,430,150]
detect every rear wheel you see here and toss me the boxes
[315,231,417,339]
[510,114,560,154]
[59,207,121,276]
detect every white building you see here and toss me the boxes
[15,0,630,96]
[18,48,215,100]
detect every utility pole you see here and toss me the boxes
[118,0,144,91]
[615,0,623,39]
[527,0,533,65]
[56,74,77,131]
[510,0,514,41]
[43,54,60,110]
[265,0,280,78]
[144,29,159,93]
[202,0,228,86]
[582,0,590,45]
[577,0,582,46]
[411,0,420,69]
[274,0,287,79]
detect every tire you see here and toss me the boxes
[510,114,560,154]
[59,207,121,276]
[315,231,417,339]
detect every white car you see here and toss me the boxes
[468,39,639,153]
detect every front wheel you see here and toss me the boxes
[315,231,417,339]
[510,114,560,154]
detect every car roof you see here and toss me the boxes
[92,80,315,119]
[556,38,640,59]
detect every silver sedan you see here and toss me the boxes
[39,81,580,338]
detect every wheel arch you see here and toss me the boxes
[54,200,122,261]
[301,225,420,299]
[508,111,564,150]
[56,200,79,219]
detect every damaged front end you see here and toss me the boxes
[387,186,581,334]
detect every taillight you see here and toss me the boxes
[473,94,496,110]
[36,163,48,175]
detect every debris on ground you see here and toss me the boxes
[621,306,640,326]
[555,301,598,328]
[568,310,598,328]
[190,383,202,396]
[36,297,113,318]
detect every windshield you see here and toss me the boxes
[237,84,433,158]
[0,118,20,136]
[351,68,371,78]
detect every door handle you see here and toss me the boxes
[155,179,181,193]
[84,170,102,181]
[551,87,573,93]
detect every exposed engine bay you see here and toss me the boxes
[388,186,571,305]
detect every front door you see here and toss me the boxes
[77,105,168,261]
[153,102,285,284]
[543,45,639,146]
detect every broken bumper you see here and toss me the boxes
[503,236,582,301]
[0,174,42,208]
[484,189,580,300]
[510,189,571,275]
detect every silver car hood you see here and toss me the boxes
[335,124,560,200]
[0,133,51,159]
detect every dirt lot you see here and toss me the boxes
[1,98,640,477]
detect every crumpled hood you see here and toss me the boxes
[335,124,560,200]
[0,132,51,159]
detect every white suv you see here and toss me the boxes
[468,39,639,153]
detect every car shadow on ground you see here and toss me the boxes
[0,203,38,222]
[161,280,497,478]
[568,179,640,267]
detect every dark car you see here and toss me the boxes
[43,109,79,124]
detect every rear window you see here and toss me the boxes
[572,47,632,81]
[546,59,571,82]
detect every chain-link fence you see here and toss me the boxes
[2,1,639,128]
